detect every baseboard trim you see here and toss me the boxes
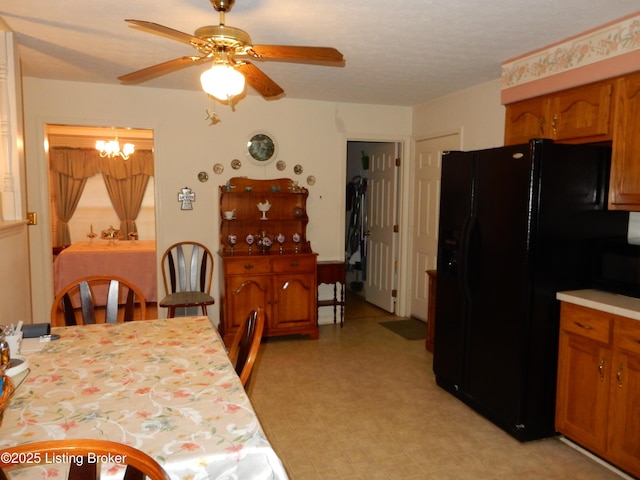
[558,436,634,480]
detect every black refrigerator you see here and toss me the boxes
[433,139,629,441]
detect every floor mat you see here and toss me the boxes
[379,318,427,340]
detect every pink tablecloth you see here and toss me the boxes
[53,240,157,302]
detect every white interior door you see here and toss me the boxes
[409,133,460,319]
[365,143,399,312]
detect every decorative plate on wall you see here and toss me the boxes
[246,132,277,165]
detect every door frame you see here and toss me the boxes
[26,115,160,322]
[344,134,411,318]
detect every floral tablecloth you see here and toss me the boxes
[0,317,288,480]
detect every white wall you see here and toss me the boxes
[0,223,31,326]
[22,78,412,323]
[412,79,505,148]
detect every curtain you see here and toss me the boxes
[50,148,154,245]
[99,150,154,238]
[50,148,100,246]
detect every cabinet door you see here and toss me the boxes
[608,320,640,478]
[504,96,549,145]
[556,304,612,455]
[556,331,611,455]
[550,81,614,142]
[225,274,271,340]
[272,273,317,333]
[609,71,640,210]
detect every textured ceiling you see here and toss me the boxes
[2,1,639,106]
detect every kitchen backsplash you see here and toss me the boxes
[629,212,640,243]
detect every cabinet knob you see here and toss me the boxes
[574,321,593,330]
[598,358,606,381]
[244,264,254,270]
[617,364,623,388]
[290,262,299,268]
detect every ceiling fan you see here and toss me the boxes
[118,0,344,101]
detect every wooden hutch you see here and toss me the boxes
[218,177,318,345]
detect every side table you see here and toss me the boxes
[317,261,346,326]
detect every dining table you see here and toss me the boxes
[53,240,158,302]
[0,316,289,480]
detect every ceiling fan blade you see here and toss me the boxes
[118,56,207,83]
[250,45,344,64]
[236,62,284,98]
[125,19,209,47]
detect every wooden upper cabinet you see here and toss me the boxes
[503,71,640,210]
[504,97,549,145]
[609,71,640,211]
[504,79,615,145]
[550,81,613,142]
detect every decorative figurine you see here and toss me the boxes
[246,233,254,254]
[257,199,271,220]
[257,232,273,253]
[227,234,237,254]
[276,233,285,253]
[292,232,301,253]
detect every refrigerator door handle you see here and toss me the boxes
[465,216,480,298]
[459,216,473,300]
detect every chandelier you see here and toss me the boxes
[95,135,135,160]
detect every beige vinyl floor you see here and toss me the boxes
[248,294,627,480]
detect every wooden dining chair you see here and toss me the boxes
[160,241,215,318]
[0,439,170,480]
[51,275,147,326]
[227,307,266,387]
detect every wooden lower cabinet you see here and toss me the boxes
[219,253,319,345]
[608,318,640,475]
[556,303,640,478]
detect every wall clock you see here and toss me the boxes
[247,132,277,165]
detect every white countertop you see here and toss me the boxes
[557,289,640,321]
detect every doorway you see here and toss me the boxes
[45,123,156,314]
[46,124,155,249]
[345,140,400,313]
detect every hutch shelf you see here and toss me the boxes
[218,177,318,345]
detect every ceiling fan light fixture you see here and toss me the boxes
[200,63,246,101]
